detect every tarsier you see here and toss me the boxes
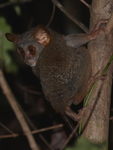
[5,21,104,121]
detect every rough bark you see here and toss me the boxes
[82,0,113,148]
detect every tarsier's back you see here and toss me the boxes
[33,30,91,113]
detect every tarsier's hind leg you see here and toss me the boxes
[68,70,104,121]
[73,70,103,105]
[64,106,91,121]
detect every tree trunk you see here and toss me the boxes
[82,0,113,149]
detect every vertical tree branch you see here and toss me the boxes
[82,1,113,149]
[0,69,40,150]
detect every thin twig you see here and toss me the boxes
[17,102,53,150]
[16,103,56,150]
[60,123,79,150]
[38,134,54,150]
[0,122,15,135]
[0,134,18,139]
[16,86,54,150]
[61,114,78,138]
[0,124,63,139]
[80,0,90,9]
[46,3,56,27]
[51,0,89,33]
[32,124,63,134]
[0,69,40,150]
[17,83,42,95]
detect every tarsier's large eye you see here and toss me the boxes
[28,46,36,55]
[18,47,25,57]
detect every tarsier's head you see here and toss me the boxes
[5,25,51,67]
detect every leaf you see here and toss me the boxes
[0,16,18,73]
[65,137,106,150]
[9,0,22,16]
[14,5,22,16]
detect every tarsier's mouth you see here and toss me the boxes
[25,60,37,67]
[30,61,37,67]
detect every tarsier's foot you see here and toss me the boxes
[78,105,93,114]
[87,69,107,93]
[90,69,107,80]
[100,74,107,81]
[65,106,92,122]
[93,19,107,30]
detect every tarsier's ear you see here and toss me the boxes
[5,33,19,43]
[33,25,50,46]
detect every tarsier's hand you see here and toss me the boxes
[89,19,107,40]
